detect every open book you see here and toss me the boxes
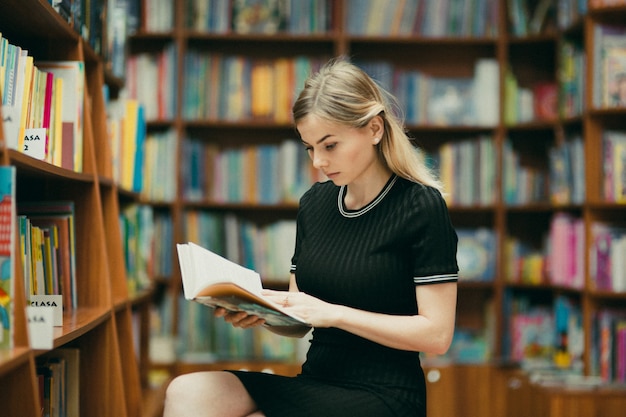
[176,242,310,327]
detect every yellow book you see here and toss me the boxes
[122,99,139,190]
[614,141,626,203]
[51,77,64,167]
[251,61,273,118]
[273,58,291,123]
[17,57,33,150]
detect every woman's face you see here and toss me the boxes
[297,114,382,186]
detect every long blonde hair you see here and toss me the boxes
[292,58,442,192]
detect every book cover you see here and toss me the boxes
[176,242,309,328]
[427,77,475,126]
[603,40,626,107]
[232,0,287,34]
[0,166,16,350]
[456,228,496,282]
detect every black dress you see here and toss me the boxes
[231,175,458,417]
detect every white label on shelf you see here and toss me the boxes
[29,294,63,326]
[26,306,54,350]
[22,127,46,160]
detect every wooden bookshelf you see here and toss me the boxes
[0,0,145,416]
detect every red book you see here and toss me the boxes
[533,82,558,120]
[42,72,55,157]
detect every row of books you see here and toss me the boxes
[179,52,501,127]
[593,23,626,109]
[603,130,626,203]
[508,0,556,37]
[346,0,499,37]
[181,138,323,205]
[119,204,174,293]
[429,136,496,207]
[359,58,500,127]
[181,53,325,122]
[141,129,177,202]
[504,293,584,370]
[591,308,626,383]
[503,136,585,206]
[504,72,558,125]
[120,204,154,296]
[504,212,584,289]
[105,95,147,193]
[139,0,174,32]
[19,201,78,319]
[49,0,104,56]
[590,222,626,293]
[559,39,586,119]
[36,348,80,417]
[557,0,587,30]
[186,0,331,35]
[1,34,85,172]
[549,135,585,205]
[183,211,296,283]
[125,43,177,121]
[502,139,550,205]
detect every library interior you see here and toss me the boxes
[1,0,626,416]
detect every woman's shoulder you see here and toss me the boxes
[394,176,446,204]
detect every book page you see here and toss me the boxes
[178,242,263,299]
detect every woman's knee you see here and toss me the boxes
[164,371,258,416]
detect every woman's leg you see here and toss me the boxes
[163,371,262,417]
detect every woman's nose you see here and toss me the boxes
[312,154,327,169]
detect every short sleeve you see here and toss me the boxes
[411,187,459,285]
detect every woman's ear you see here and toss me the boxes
[369,115,384,143]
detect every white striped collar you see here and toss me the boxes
[338,175,398,218]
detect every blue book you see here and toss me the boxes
[0,166,16,349]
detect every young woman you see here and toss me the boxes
[163,58,458,417]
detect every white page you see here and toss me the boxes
[178,242,263,299]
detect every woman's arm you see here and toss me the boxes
[263,281,457,354]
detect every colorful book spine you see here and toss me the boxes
[18,201,77,313]
[0,166,16,350]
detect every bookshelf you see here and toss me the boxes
[122,0,626,416]
[0,0,145,416]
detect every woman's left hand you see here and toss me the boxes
[262,290,338,328]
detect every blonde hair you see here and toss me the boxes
[292,58,442,192]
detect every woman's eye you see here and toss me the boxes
[325,143,336,151]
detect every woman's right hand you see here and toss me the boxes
[214,307,266,329]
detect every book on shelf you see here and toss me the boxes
[427,77,475,126]
[231,0,287,34]
[1,38,30,151]
[591,308,626,383]
[36,348,80,417]
[19,200,77,321]
[35,60,85,172]
[589,222,626,292]
[176,242,310,328]
[603,130,626,203]
[456,228,496,282]
[0,166,16,350]
[593,24,626,108]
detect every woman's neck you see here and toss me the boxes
[343,167,393,210]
